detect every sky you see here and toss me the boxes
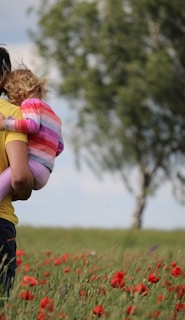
[1,0,185,230]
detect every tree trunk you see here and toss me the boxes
[130,171,150,229]
[131,191,146,229]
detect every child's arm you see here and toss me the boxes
[0,99,41,134]
[5,116,40,134]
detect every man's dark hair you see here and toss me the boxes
[0,47,11,76]
[0,47,11,95]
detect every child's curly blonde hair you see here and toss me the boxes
[4,67,49,105]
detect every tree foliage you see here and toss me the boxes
[29,0,185,228]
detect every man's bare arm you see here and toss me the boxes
[6,141,34,200]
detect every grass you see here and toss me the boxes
[1,227,185,319]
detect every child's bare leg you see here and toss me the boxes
[0,167,12,202]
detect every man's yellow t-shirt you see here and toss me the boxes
[0,99,28,225]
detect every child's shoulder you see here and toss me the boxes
[22,97,42,105]
[22,98,53,112]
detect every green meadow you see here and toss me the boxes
[2,227,185,319]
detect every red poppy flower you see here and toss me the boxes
[16,258,22,267]
[93,304,104,317]
[40,297,54,312]
[22,263,30,272]
[156,262,163,269]
[37,311,46,320]
[75,269,83,274]
[175,302,185,312]
[53,258,62,265]
[19,290,34,301]
[146,310,161,318]
[79,290,87,296]
[133,283,149,296]
[43,258,52,265]
[126,305,133,315]
[110,271,126,288]
[148,272,160,283]
[45,250,52,256]
[172,285,185,299]
[16,249,26,257]
[171,266,182,277]
[156,294,167,303]
[21,275,38,287]
[153,310,161,318]
[44,272,50,277]
[54,253,70,265]
[126,304,139,315]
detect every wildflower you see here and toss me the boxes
[75,268,83,274]
[44,272,50,277]
[64,267,70,273]
[126,305,133,315]
[146,310,161,318]
[171,261,177,267]
[37,311,46,320]
[110,271,126,288]
[40,297,54,312]
[45,250,52,256]
[153,310,161,318]
[16,258,22,267]
[53,253,69,265]
[79,290,87,296]
[133,283,149,296]
[148,272,160,283]
[21,275,39,287]
[171,266,182,277]
[172,285,185,300]
[16,249,26,257]
[93,304,104,317]
[147,244,158,255]
[126,305,139,315]
[156,294,167,304]
[23,263,30,272]
[156,261,163,269]
[175,302,185,312]
[53,258,63,266]
[19,290,34,301]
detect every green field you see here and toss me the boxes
[2,227,185,319]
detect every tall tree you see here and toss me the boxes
[29,0,185,228]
